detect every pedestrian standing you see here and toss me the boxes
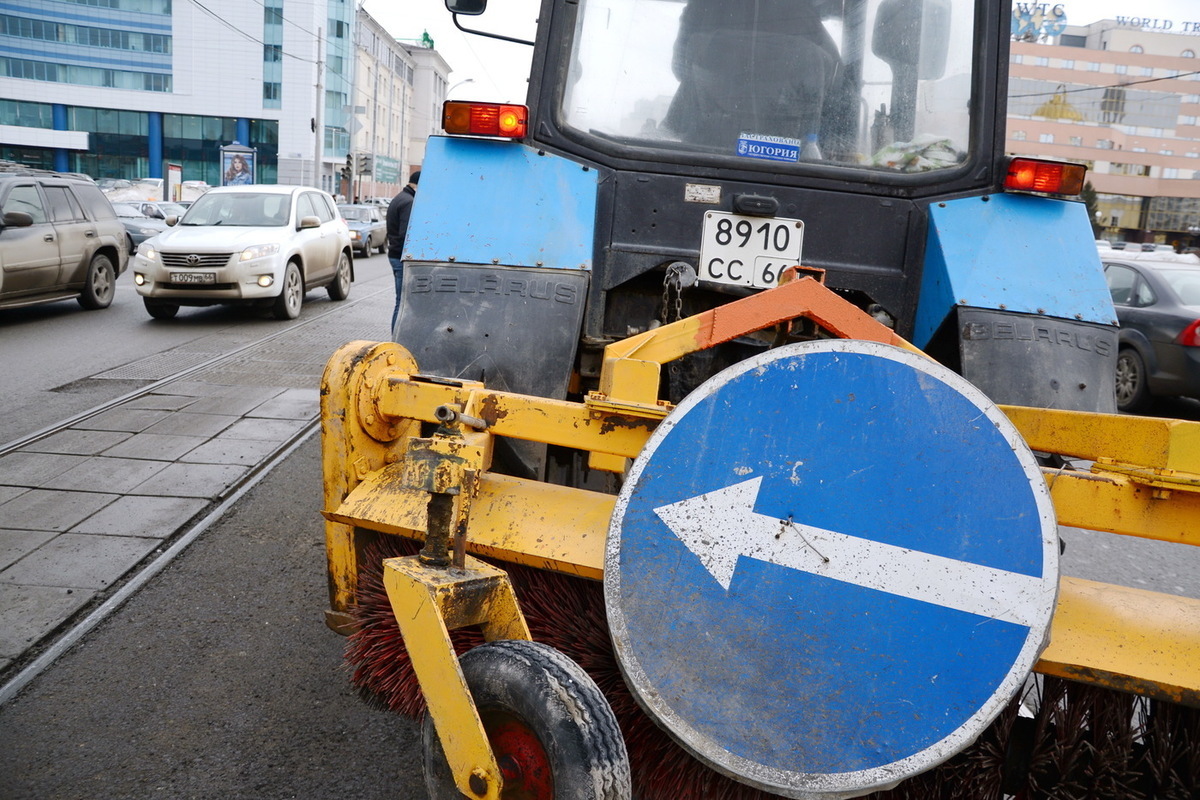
[387,170,420,333]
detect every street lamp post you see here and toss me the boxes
[447,78,476,98]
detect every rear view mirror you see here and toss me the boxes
[165,215,179,227]
[446,0,486,15]
[872,0,951,80]
[299,215,321,230]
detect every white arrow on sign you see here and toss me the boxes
[654,477,1050,628]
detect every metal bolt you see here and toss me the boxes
[364,414,375,425]
[386,354,396,365]
[469,769,489,796]
[1075,313,1083,320]
[1037,308,1046,315]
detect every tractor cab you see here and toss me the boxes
[399,0,1114,457]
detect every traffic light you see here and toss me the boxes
[357,154,372,174]
[341,153,352,180]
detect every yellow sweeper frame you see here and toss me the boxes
[320,274,1200,800]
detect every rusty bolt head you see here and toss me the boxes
[469,769,488,796]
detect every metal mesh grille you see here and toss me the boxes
[161,253,233,269]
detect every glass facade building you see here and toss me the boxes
[0,0,356,193]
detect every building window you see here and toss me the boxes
[1130,45,1143,53]
[1039,133,1054,143]
[1184,50,1196,58]
[1132,146,1147,152]
[1035,57,1049,66]
[1184,95,1200,104]
[1183,116,1198,126]
[1012,54,1023,64]
[1115,64,1128,74]
[1087,62,1100,71]
[1012,130,1027,141]
[1061,59,1074,69]
[1161,150,1174,156]
[1163,168,1179,178]
[263,82,281,108]
[1097,139,1113,149]
[1188,152,1199,158]
[1141,67,1154,77]
[1069,136,1082,146]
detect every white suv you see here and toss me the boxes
[132,185,352,320]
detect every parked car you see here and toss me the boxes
[1102,256,1200,411]
[131,185,353,320]
[337,203,386,257]
[137,201,189,221]
[0,168,128,311]
[112,202,168,254]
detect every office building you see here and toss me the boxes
[1008,18,1200,246]
[0,0,448,198]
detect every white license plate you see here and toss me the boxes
[170,272,215,284]
[699,211,804,289]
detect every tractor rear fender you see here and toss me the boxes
[915,193,1118,412]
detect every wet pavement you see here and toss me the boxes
[0,283,393,691]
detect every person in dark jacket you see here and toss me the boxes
[663,0,844,151]
[387,170,419,332]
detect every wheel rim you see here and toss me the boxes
[284,267,302,313]
[337,257,350,293]
[93,262,114,301]
[482,709,554,800]
[1115,353,1139,406]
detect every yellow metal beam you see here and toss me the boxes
[375,377,658,460]
[1004,405,1200,474]
[1043,467,1200,546]
[1037,576,1200,707]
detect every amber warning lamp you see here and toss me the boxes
[1004,157,1086,196]
[443,101,528,139]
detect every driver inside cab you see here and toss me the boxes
[663,0,848,154]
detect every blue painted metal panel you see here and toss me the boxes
[913,193,1114,348]
[405,136,597,271]
[606,341,1058,796]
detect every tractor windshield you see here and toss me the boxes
[561,0,974,176]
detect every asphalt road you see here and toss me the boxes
[0,434,427,800]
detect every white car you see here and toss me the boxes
[131,185,353,320]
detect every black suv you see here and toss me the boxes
[0,163,129,311]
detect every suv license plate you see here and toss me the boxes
[699,211,804,290]
[170,272,215,284]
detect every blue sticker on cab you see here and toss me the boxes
[736,133,800,163]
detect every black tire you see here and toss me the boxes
[78,254,116,310]
[272,261,303,320]
[376,239,386,255]
[143,298,179,320]
[327,251,352,301]
[1115,347,1151,412]
[423,640,630,800]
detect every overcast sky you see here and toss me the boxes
[357,0,1200,103]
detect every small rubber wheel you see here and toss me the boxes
[272,261,303,319]
[78,254,116,309]
[358,245,371,259]
[423,640,631,800]
[1115,347,1151,412]
[328,252,352,300]
[376,240,386,255]
[143,298,179,319]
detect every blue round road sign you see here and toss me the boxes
[605,340,1058,798]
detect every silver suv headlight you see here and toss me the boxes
[240,243,280,262]
[138,244,160,262]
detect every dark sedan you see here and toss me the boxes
[1103,256,1200,411]
[111,202,168,255]
[337,203,386,258]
